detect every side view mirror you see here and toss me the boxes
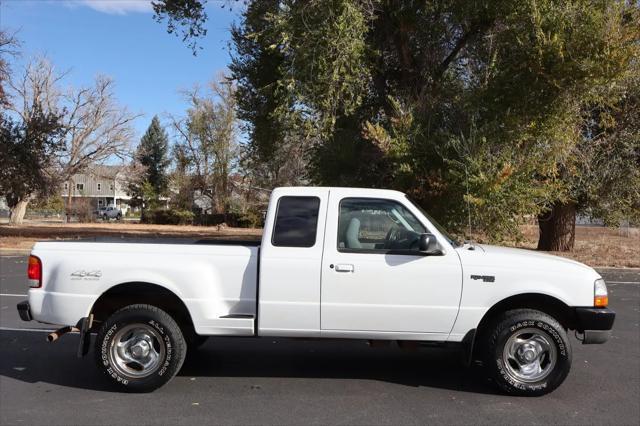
[419,233,443,255]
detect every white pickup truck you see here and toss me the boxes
[17,187,615,395]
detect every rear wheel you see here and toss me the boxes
[95,304,186,392]
[482,309,571,396]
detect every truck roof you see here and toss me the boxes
[272,186,406,198]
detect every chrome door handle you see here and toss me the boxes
[335,264,354,273]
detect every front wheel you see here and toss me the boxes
[482,309,571,396]
[95,304,187,392]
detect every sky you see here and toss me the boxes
[1,0,241,141]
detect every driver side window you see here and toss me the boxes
[338,198,426,253]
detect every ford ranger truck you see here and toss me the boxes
[16,187,615,395]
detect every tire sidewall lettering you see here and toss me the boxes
[496,316,569,393]
[100,318,174,385]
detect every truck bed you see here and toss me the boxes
[29,240,260,336]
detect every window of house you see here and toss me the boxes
[337,198,426,253]
[98,199,103,206]
[110,184,114,191]
[272,196,320,248]
[97,183,101,191]
[76,183,84,191]
[64,183,68,190]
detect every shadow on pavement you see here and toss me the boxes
[0,330,497,395]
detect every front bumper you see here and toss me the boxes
[17,300,32,321]
[574,307,615,344]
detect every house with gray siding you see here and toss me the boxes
[64,165,132,213]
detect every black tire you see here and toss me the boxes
[102,214,108,221]
[95,304,187,392]
[481,309,571,396]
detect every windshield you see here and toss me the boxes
[405,196,462,247]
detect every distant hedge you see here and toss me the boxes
[142,209,263,228]
[196,210,262,228]
[143,209,195,225]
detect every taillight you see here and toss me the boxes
[27,255,42,288]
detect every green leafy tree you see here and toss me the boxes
[0,109,63,224]
[138,116,171,195]
[229,0,311,190]
[170,143,195,211]
[156,0,640,250]
[171,76,238,215]
[128,116,170,219]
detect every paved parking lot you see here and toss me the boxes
[0,255,638,425]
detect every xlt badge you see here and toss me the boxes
[470,274,495,283]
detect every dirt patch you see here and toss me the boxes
[1,222,638,268]
[513,225,640,268]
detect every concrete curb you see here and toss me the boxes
[0,249,32,256]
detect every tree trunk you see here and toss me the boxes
[537,201,576,251]
[65,179,73,223]
[9,198,30,225]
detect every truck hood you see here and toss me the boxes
[479,244,590,268]
[455,243,599,308]
[459,243,595,274]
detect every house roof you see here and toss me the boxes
[86,164,124,179]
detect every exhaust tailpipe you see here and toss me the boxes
[47,326,79,342]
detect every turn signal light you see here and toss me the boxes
[27,255,42,288]
[594,295,608,307]
[594,278,608,307]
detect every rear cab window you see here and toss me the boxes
[272,196,321,247]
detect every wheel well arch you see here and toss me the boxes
[477,293,577,332]
[90,282,196,335]
[468,293,577,363]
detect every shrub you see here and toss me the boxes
[193,210,263,228]
[144,209,195,225]
[236,210,263,228]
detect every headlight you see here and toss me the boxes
[594,278,608,307]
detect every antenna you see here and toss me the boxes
[465,165,472,238]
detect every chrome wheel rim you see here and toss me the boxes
[502,327,557,383]
[108,324,165,378]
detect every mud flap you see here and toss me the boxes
[461,329,477,366]
[76,315,93,358]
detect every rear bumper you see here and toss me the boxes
[17,301,32,321]
[574,307,615,344]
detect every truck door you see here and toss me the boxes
[320,190,463,337]
[258,188,329,337]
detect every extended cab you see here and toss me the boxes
[17,187,615,395]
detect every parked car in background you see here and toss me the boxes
[95,206,122,220]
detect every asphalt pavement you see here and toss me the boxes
[0,255,638,425]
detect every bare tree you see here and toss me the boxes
[0,29,20,107]
[171,75,239,215]
[57,75,139,216]
[7,57,139,221]
[8,57,65,121]
[3,57,65,223]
